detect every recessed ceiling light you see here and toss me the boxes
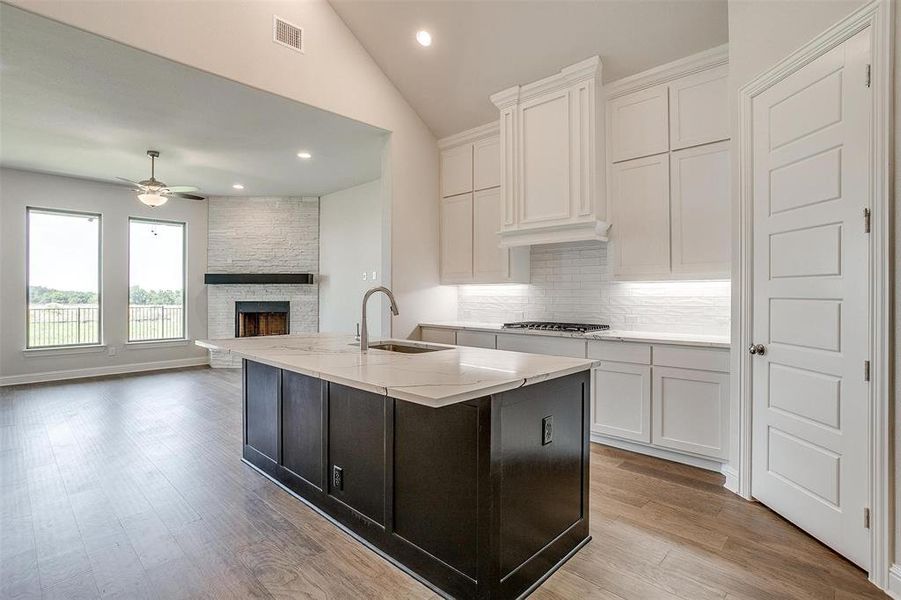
[416,30,432,47]
[232,183,244,190]
[297,151,312,159]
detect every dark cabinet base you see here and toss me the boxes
[242,360,591,599]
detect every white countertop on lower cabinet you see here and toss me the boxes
[196,333,597,408]
[420,321,731,349]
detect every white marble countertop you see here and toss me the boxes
[420,321,730,349]
[196,333,597,408]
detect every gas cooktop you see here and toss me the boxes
[501,321,610,333]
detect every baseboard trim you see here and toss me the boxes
[887,564,901,599]
[721,464,740,494]
[0,357,210,387]
[592,431,730,469]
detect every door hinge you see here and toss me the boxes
[864,507,871,529]
[864,360,871,382]
[865,64,871,87]
[864,208,871,233]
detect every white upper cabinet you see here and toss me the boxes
[670,141,731,276]
[473,137,500,191]
[610,153,671,277]
[438,125,529,284]
[439,193,473,283]
[607,84,669,163]
[605,45,730,280]
[669,64,729,150]
[441,144,473,198]
[490,57,608,247]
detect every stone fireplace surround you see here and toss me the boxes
[207,196,319,368]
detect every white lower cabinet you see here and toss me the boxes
[591,361,651,443]
[651,366,730,460]
[588,340,730,463]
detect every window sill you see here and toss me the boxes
[23,345,107,357]
[125,339,191,349]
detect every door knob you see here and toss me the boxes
[748,344,766,356]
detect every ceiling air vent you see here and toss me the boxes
[273,16,304,53]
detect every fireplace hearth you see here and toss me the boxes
[235,301,290,338]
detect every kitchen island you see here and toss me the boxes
[197,333,596,599]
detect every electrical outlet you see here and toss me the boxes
[332,465,343,491]
[542,416,553,445]
[107,346,118,357]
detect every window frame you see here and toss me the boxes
[126,216,188,343]
[25,206,104,350]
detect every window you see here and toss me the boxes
[26,208,102,348]
[128,218,186,342]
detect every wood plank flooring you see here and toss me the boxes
[0,367,887,599]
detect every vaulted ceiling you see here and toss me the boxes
[0,4,386,198]
[330,0,729,138]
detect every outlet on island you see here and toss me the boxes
[542,415,553,445]
[332,465,344,491]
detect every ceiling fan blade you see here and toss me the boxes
[116,177,143,187]
[163,185,199,193]
[172,192,206,200]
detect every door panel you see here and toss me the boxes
[591,362,651,443]
[652,366,729,459]
[668,64,728,150]
[608,84,669,162]
[611,153,671,277]
[751,29,871,569]
[518,90,571,224]
[472,187,509,281]
[441,144,473,197]
[440,193,473,282]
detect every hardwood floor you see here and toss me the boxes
[0,367,887,600]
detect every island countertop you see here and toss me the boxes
[196,333,597,408]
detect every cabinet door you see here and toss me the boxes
[611,153,671,278]
[440,193,473,283]
[472,187,509,281]
[281,371,323,489]
[608,85,669,162]
[245,360,280,463]
[670,141,731,276]
[327,383,386,524]
[652,367,729,459]
[518,89,572,224]
[441,144,473,197]
[669,65,728,150]
[591,362,651,443]
[473,136,500,191]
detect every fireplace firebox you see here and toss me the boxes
[235,301,290,338]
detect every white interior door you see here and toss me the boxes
[751,28,871,569]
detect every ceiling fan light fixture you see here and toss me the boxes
[138,192,168,207]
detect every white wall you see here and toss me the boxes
[319,180,385,338]
[0,169,209,383]
[6,0,457,339]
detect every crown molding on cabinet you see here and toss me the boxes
[437,120,499,150]
[490,55,602,109]
[605,43,728,99]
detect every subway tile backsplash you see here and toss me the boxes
[457,241,730,336]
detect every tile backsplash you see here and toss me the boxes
[457,241,730,336]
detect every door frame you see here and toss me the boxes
[734,0,893,588]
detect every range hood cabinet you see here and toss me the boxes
[490,56,609,247]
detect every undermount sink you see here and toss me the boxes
[368,342,449,354]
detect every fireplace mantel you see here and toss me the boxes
[204,273,314,285]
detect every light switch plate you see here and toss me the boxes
[542,416,553,445]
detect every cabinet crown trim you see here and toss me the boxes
[438,121,500,149]
[605,44,728,99]
[498,220,611,247]
[490,56,602,108]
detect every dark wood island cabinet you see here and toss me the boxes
[241,359,591,599]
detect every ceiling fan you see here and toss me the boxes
[117,150,205,207]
